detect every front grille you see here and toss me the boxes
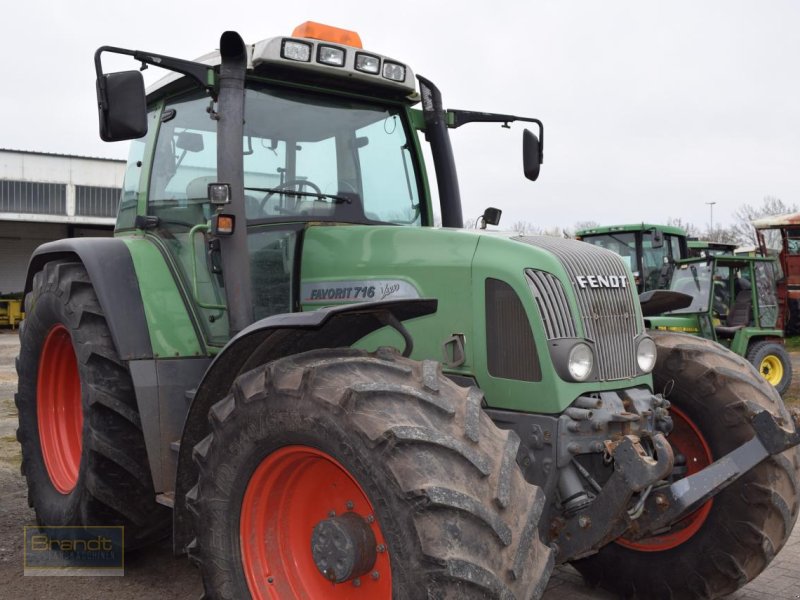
[517,237,641,380]
[525,269,577,339]
[485,278,541,382]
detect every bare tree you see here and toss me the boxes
[730,196,798,246]
[510,221,536,235]
[563,220,600,238]
[665,217,702,238]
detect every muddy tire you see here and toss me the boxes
[747,340,792,396]
[15,260,169,548]
[187,347,553,600]
[572,331,800,599]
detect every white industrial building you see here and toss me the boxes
[0,149,124,295]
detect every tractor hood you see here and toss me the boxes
[301,225,653,414]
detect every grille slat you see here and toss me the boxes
[519,237,641,380]
[525,270,576,339]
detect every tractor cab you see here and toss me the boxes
[648,254,791,393]
[686,239,738,258]
[754,212,800,333]
[575,223,689,293]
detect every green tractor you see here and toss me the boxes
[15,23,800,599]
[575,223,689,293]
[645,254,792,395]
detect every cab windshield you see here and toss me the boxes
[668,262,713,313]
[147,84,424,229]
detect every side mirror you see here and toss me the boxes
[96,70,147,142]
[176,131,204,152]
[480,207,502,229]
[522,128,542,181]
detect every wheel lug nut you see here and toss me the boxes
[376,544,386,553]
[353,578,361,587]
[371,570,380,580]
[346,500,354,510]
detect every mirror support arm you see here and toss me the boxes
[94,46,216,108]
[449,109,544,164]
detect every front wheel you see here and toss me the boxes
[187,348,553,599]
[572,332,800,599]
[747,340,792,396]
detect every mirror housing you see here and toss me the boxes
[176,131,204,152]
[97,70,147,142]
[523,128,541,181]
[480,207,502,229]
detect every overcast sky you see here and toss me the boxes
[2,0,798,231]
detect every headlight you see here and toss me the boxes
[568,343,594,381]
[637,336,657,373]
[355,53,380,74]
[281,40,312,62]
[318,45,345,67]
[382,61,406,82]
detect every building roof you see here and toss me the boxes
[0,148,125,164]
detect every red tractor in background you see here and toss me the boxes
[754,213,800,334]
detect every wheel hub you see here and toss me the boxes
[760,355,783,385]
[311,512,377,583]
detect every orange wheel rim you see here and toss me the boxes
[240,445,392,599]
[616,405,714,551]
[37,324,83,494]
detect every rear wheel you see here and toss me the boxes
[16,260,170,547]
[747,340,792,396]
[573,332,800,599]
[187,347,554,599]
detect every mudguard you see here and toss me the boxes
[25,238,152,360]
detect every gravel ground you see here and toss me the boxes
[1,329,799,599]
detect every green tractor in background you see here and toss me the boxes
[575,223,689,293]
[645,254,792,395]
[14,23,800,600]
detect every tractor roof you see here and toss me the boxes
[752,212,800,229]
[575,223,687,237]
[147,22,417,100]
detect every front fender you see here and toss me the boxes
[25,238,152,360]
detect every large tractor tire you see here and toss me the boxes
[16,260,169,548]
[187,347,553,600]
[573,331,800,599]
[746,340,792,396]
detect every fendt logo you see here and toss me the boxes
[576,274,629,289]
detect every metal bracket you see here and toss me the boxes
[442,334,466,367]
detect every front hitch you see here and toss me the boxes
[553,408,800,563]
[551,433,674,562]
[625,408,800,542]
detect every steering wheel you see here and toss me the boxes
[260,179,323,213]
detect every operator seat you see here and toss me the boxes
[715,288,752,339]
